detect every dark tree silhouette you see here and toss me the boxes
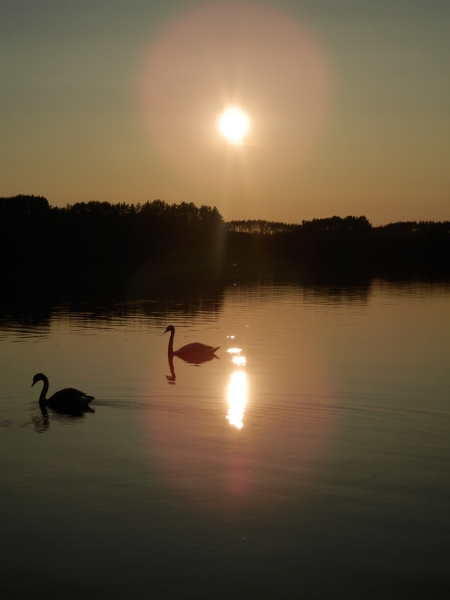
[1,195,449,292]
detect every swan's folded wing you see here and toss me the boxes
[175,342,219,355]
[51,388,94,403]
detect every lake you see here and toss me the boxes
[1,277,449,599]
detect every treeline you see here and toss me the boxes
[226,216,372,234]
[226,215,450,276]
[0,195,224,281]
[227,220,298,234]
[227,216,450,235]
[376,220,450,235]
[1,195,449,291]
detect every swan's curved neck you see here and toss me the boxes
[38,377,49,403]
[168,329,175,356]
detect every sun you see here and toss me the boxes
[218,108,249,143]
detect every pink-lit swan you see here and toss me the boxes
[164,325,219,363]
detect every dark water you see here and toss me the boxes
[1,279,449,599]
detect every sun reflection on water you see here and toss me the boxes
[227,371,247,429]
[232,355,246,366]
[227,348,247,367]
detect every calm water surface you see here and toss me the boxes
[1,280,449,599]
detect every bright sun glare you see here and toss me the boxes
[219,108,249,143]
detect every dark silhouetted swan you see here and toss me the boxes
[32,373,94,408]
[164,325,219,364]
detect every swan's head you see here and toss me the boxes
[32,373,46,387]
[164,325,175,334]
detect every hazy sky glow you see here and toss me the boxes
[1,0,449,224]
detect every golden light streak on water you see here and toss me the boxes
[232,355,246,366]
[227,370,247,429]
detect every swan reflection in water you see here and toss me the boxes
[32,402,95,434]
[166,353,176,384]
[165,348,219,384]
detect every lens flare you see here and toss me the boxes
[139,3,331,186]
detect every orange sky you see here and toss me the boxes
[1,1,449,225]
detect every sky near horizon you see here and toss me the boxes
[1,0,449,225]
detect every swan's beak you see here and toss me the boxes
[31,381,35,387]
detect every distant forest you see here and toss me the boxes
[1,195,449,291]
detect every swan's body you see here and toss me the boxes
[32,373,94,408]
[164,325,219,363]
